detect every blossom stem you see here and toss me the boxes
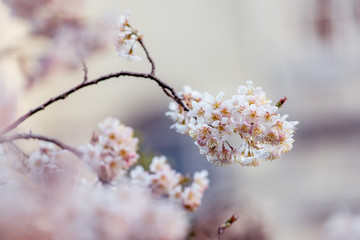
[225,140,234,151]
[82,60,88,83]
[138,38,156,75]
[0,132,82,158]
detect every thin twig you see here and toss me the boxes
[0,133,82,158]
[138,38,156,75]
[225,140,234,151]
[6,142,29,159]
[0,71,188,136]
[82,60,88,83]
[148,74,189,111]
[137,38,189,111]
[6,142,30,170]
[0,38,188,136]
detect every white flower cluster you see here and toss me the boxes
[166,81,298,167]
[114,11,141,60]
[52,184,188,240]
[0,117,210,239]
[323,212,360,240]
[80,117,139,183]
[0,177,189,240]
[26,142,77,185]
[130,156,209,211]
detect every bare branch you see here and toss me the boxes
[138,38,156,75]
[136,38,189,111]
[148,74,189,111]
[0,71,188,136]
[0,133,82,158]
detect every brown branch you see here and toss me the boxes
[148,74,189,111]
[225,140,234,151]
[82,60,88,83]
[0,38,189,136]
[0,71,188,137]
[0,133,82,158]
[138,38,156,75]
[137,38,189,111]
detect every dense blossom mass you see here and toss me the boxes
[26,142,78,186]
[166,81,298,167]
[130,156,209,211]
[78,118,209,211]
[0,116,208,239]
[2,0,108,87]
[0,173,189,240]
[79,117,139,183]
[114,11,141,60]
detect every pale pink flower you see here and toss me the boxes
[130,156,209,211]
[79,117,139,183]
[167,81,298,167]
[114,11,141,60]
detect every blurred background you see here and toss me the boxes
[1,0,360,239]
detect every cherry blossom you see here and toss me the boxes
[167,81,298,167]
[79,117,139,183]
[130,156,209,211]
[114,11,142,60]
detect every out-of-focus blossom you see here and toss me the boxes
[0,178,51,240]
[26,142,79,189]
[3,0,84,37]
[130,155,209,211]
[0,146,8,185]
[0,82,16,129]
[323,211,360,240]
[114,11,142,60]
[166,81,298,167]
[79,117,139,183]
[0,174,189,240]
[2,0,109,87]
[50,183,188,240]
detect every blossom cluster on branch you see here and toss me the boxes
[20,118,209,213]
[0,117,205,239]
[131,156,209,211]
[80,117,139,183]
[0,164,189,240]
[26,142,78,186]
[114,11,142,60]
[166,81,298,167]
